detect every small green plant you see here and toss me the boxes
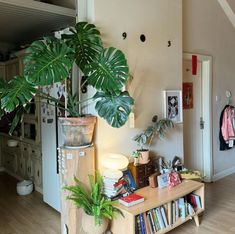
[64,172,123,226]
[133,115,174,151]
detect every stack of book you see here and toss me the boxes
[102,176,126,199]
[136,206,168,234]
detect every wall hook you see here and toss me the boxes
[168,40,172,47]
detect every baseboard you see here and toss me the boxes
[3,168,43,194]
[4,169,22,181]
[35,186,43,194]
[213,165,235,181]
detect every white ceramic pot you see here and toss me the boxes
[138,150,150,164]
[82,212,109,234]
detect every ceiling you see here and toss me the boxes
[0,0,76,46]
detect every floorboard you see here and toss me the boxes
[1,172,235,233]
[171,174,235,234]
[0,172,60,234]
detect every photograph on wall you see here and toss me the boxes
[183,82,193,109]
[163,90,182,123]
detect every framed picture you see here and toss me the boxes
[163,90,182,123]
[157,173,169,189]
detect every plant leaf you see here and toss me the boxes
[1,76,36,112]
[86,47,129,94]
[24,37,73,86]
[93,91,134,128]
[62,22,103,72]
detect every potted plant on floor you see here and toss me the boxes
[133,115,174,164]
[0,22,134,146]
[64,172,123,234]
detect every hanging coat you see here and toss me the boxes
[219,105,233,151]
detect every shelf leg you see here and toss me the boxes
[193,215,200,227]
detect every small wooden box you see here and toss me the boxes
[129,161,154,189]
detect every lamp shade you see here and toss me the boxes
[101,153,129,171]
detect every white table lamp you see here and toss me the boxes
[101,153,129,179]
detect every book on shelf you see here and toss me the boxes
[119,193,144,207]
[160,206,168,227]
[143,212,151,234]
[139,213,146,234]
[156,208,165,230]
[134,192,202,233]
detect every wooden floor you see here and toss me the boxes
[0,172,60,234]
[1,172,235,234]
[171,173,235,234]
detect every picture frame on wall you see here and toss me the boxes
[163,90,182,123]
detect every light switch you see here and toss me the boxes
[215,95,221,102]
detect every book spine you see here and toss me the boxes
[143,212,151,234]
[152,209,160,231]
[160,206,168,227]
[147,212,154,234]
[195,195,202,209]
[175,200,179,220]
[139,213,146,234]
[136,215,141,234]
[156,208,165,229]
[148,211,157,233]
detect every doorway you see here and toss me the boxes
[183,53,213,182]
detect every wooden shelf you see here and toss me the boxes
[116,180,204,216]
[111,180,205,234]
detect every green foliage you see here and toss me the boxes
[94,91,134,128]
[85,47,129,95]
[1,21,134,131]
[62,22,103,72]
[133,115,174,150]
[1,76,36,112]
[24,37,73,86]
[64,172,123,226]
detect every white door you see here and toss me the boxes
[183,59,203,172]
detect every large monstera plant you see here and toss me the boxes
[0,22,134,134]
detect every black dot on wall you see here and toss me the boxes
[140,34,146,42]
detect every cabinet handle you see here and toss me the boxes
[24,148,27,151]
[37,170,40,177]
[32,150,35,153]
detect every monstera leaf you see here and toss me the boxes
[93,91,134,128]
[62,22,103,72]
[1,76,36,112]
[24,37,73,86]
[85,47,129,95]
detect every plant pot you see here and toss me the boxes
[82,212,109,234]
[138,150,150,164]
[59,116,96,147]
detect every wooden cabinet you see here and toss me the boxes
[5,58,19,81]
[0,63,5,80]
[33,158,42,187]
[0,134,43,191]
[129,161,154,189]
[111,180,205,234]
[59,146,95,234]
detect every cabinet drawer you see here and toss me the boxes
[145,165,154,176]
[30,147,41,159]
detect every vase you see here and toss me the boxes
[82,212,109,234]
[138,150,150,164]
[59,116,96,147]
[134,157,139,166]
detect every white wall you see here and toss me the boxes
[93,0,183,167]
[183,0,235,178]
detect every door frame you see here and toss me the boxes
[183,53,213,182]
